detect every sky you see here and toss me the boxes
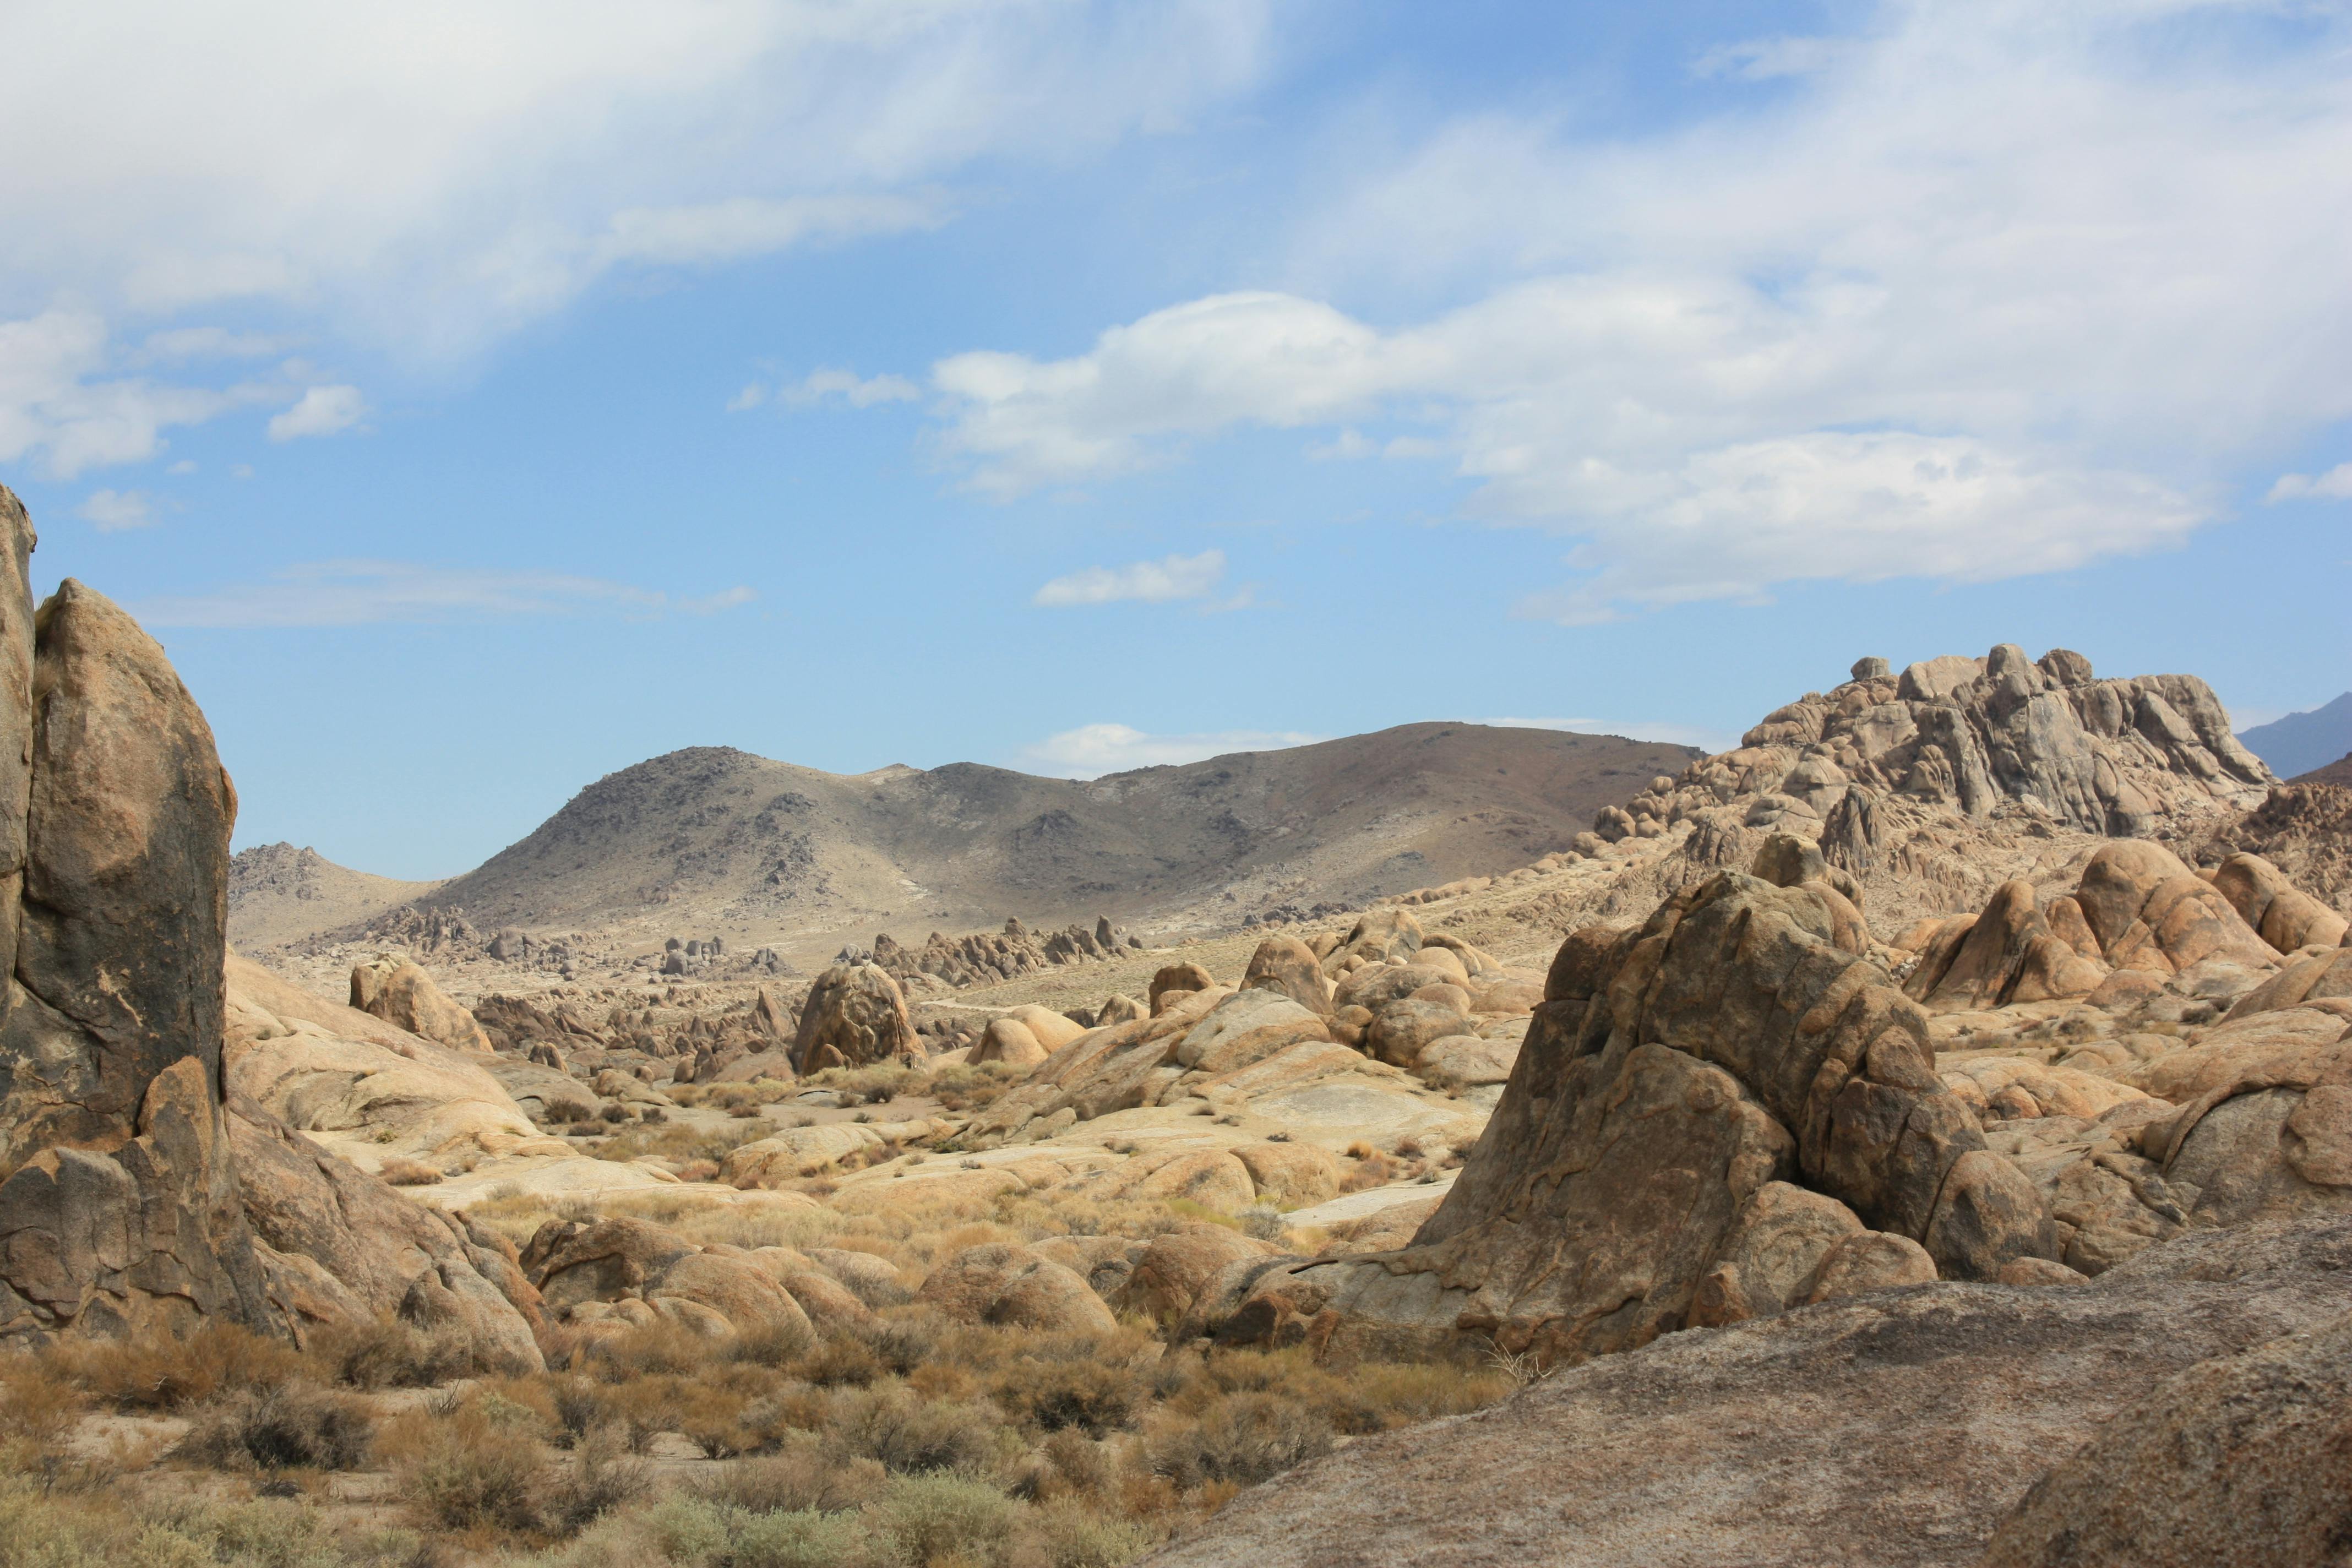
[2,0,2348,880]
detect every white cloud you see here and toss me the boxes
[1480,716,1738,756]
[921,2,2352,617]
[0,2,1275,357]
[165,459,197,474]
[1033,549,1226,606]
[2269,462,2352,502]
[266,384,367,441]
[138,326,288,362]
[75,488,160,532]
[597,193,946,269]
[132,560,755,628]
[1020,721,1319,777]
[782,368,923,410]
[0,309,261,477]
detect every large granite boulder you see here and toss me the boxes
[1219,872,2055,1364]
[791,962,917,1072]
[1145,1217,2352,1568]
[349,955,495,1053]
[0,487,540,1357]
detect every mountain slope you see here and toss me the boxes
[2239,692,2352,779]
[228,843,444,951]
[418,723,1700,941]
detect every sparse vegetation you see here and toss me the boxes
[8,1174,1513,1568]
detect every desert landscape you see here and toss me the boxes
[8,7,2352,1567]
[6,476,2352,1567]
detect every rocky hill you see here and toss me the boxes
[358,723,1698,956]
[227,841,443,950]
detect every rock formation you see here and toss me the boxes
[1148,1217,2352,1568]
[350,952,496,1052]
[790,962,918,1072]
[0,487,537,1354]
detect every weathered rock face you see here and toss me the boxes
[349,954,495,1053]
[0,487,540,1354]
[0,555,271,1341]
[1145,1216,2352,1568]
[1221,873,2053,1363]
[791,962,916,1072]
[1977,1304,2352,1568]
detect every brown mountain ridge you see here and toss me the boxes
[232,722,1698,959]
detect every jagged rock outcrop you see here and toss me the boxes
[0,487,538,1354]
[864,914,1134,990]
[1221,871,2055,1363]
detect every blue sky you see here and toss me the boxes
[2,0,2347,879]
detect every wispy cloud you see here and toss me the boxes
[76,488,159,532]
[1033,549,1227,607]
[1020,721,1320,778]
[133,560,755,629]
[733,367,923,413]
[267,384,366,441]
[2268,462,2352,502]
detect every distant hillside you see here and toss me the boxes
[229,843,444,951]
[2293,753,2352,787]
[412,723,1700,944]
[2240,693,2352,780]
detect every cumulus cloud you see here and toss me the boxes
[2268,462,2352,502]
[133,560,755,628]
[1033,549,1227,606]
[1020,721,1318,777]
[266,384,367,441]
[0,310,263,477]
[922,2,2352,618]
[0,2,1274,357]
[76,488,159,532]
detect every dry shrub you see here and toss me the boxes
[1336,1152,1396,1194]
[0,1362,81,1449]
[379,1158,444,1186]
[988,1344,1143,1439]
[311,1318,473,1391]
[50,1321,303,1411]
[873,1472,1019,1567]
[695,1438,887,1516]
[380,1397,550,1531]
[1142,1390,1333,1491]
[1031,1500,1162,1568]
[824,1386,1005,1476]
[176,1385,374,1472]
[639,1495,884,1568]
[722,1317,815,1370]
[542,1420,647,1533]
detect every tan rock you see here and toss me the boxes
[1149,962,1218,1014]
[1124,1148,1257,1211]
[349,955,494,1054]
[792,963,917,1072]
[1114,1224,1278,1322]
[917,1242,1114,1332]
[972,1016,1049,1067]
[1243,935,1335,1014]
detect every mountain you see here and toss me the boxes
[405,723,1700,947]
[228,842,444,951]
[2238,692,2352,779]
[2292,752,2352,787]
